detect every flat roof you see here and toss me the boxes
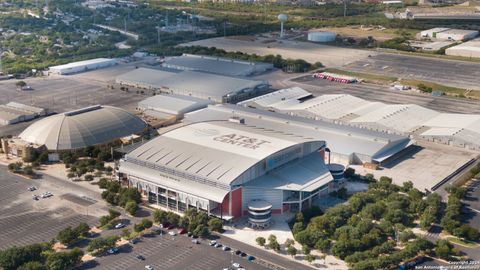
[245,152,332,192]
[116,68,267,101]
[163,54,273,76]
[138,94,214,116]
[49,58,115,70]
[184,104,411,160]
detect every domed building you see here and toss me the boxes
[18,105,147,151]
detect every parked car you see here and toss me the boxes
[168,231,176,236]
[232,262,241,268]
[240,252,247,257]
[192,239,199,244]
[129,238,140,244]
[115,223,125,229]
[136,255,145,261]
[27,186,36,191]
[234,250,242,256]
[247,255,255,261]
[177,227,187,234]
[222,246,230,251]
[32,195,39,201]
[209,240,217,246]
[145,265,154,270]
[107,247,119,254]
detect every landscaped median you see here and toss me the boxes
[322,68,480,99]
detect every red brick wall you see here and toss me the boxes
[272,209,282,215]
[319,148,325,161]
[231,188,242,218]
[219,192,230,215]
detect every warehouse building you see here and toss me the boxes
[48,58,117,75]
[162,54,274,76]
[116,68,269,103]
[137,94,214,124]
[184,104,413,165]
[0,102,46,125]
[420,28,478,41]
[239,88,480,150]
[445,38,480,58]
[118,119,337,219]
[18,105,147,152]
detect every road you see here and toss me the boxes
[344,53,480,90]
[290,75,480,114]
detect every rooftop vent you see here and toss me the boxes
[64,105,102,116]
[229,116,245,124]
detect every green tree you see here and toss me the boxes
[87,236,119,255]
[17,261,46,270]
[302,245,311,255]
[153,210,168,224]
[193,224,209,238]
[305,254,316,263]
[125,200,138,216]
[45,248,83,270]
[56,227,78,246]
[141,218,153,229]
[256,237,266,247]
[74,223,90,238]
[284,238,295,248]
[287,246,297,257]
[16,81,27,87]
[207,218,223,232]
[435,240,459,260]
[267,235,280,251]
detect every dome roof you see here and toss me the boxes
[19,105,147,151]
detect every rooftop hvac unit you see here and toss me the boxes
[228,117,245,124]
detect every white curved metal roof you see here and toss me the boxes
[19,105,147,150]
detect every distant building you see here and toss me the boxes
[162,54,274,76]
[445,38,480,58]
[18,105,147,152]
[116,68,270,103]
[420,28,478,41]
[137,94,214,126]
[48,58,117,75]
[0,102,46,126]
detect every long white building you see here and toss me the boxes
[49,58,117,75]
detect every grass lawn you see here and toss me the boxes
[445,236,479,248]
[323,68,398,84]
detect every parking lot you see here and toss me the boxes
[0,167,97,250]
[292,75,480,114]
[76,232,271,270]
[343,54,480,90]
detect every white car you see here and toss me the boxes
[209,240,217,246]
[114,223,125,229]
[168,231,176,236]
[27,186,36,191]
[232,263,240,268]
[145,265,154,270]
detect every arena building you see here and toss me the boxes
[116,68,269,103]
[18,105,147,152]
[239,88,480,151]
[117,119,338,219]
[184,104,412,166]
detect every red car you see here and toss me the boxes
[177,228,187,234]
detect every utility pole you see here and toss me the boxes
[157,24,161,45]
[223,19,226,37]
[264,0,267,24]
[343,0,349,17]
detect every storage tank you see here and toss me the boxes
[307,31,336,43]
